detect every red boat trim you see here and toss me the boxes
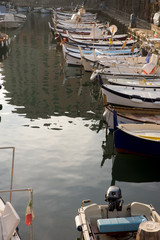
[116,148,159,158]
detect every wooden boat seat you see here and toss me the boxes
[97,215,147,233]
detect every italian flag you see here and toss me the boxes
[25,200,34,226]
[154,31,157,38]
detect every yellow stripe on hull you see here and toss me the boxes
[138,135,160,141]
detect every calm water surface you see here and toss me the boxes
[0,13,160,240]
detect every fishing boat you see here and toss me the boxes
[54,13,97,25]
[55,11,97,21]
[103,105,160,131]
[53,6,97,21]
[75,185,160,240]
[113,110,160,157]
[80,50,145,72]
[59,25,128,42]
[67,33,131,44]
[63,45,140,66]
[90,53,160,80]
[55,23,105,34]
[0,13,24,29]
[107,76,160,88]
[53,25,97,41]
[101,84,160,109]
[60,39,136,50]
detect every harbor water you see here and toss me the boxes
[0,13,160,240]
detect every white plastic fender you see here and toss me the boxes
[75,215,82,231]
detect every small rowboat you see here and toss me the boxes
[103,105,160,131]
[90,54,160,80]
[107,77,160,88]
[63,45,140,66]
[113,110,160,157]
[101,84,160,109]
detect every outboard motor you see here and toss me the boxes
[105,186,123,212]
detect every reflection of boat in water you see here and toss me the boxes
[100,132,115,166]
[112,153,160,184]
[62,64,83,79]
[0,46,11,61]
[0,32,11,61]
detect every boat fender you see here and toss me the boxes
[75,215,82,231]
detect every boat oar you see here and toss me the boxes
[122,40,127,49]
[131,44,135,53]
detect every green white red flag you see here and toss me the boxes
[25,200,34,226]
[154,31,157,38]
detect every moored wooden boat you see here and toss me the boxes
[53,6,96,21]
[91,63,160,81]
[90,54,160,80]
[113,110,160,157]
[75,186,160,240]
[101,84,160,109]
[67,34,131,44]
[0,13,24,29]
[107,76,160,88]
[80,51,146,72]
[103,105,160,130]
[63,45,140,66]
[59,25,127,42]
[61,40,135,50]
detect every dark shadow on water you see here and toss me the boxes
[111,153,160,185]
[100,131,115,167]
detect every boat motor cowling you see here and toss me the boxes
[105,186,123,211]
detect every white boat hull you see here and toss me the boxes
[76,198,160,240]
[102,84,160,109]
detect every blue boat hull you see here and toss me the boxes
[114,127,160,157]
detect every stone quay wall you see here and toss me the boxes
[6,0,160,25]
[104,0,160,24]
